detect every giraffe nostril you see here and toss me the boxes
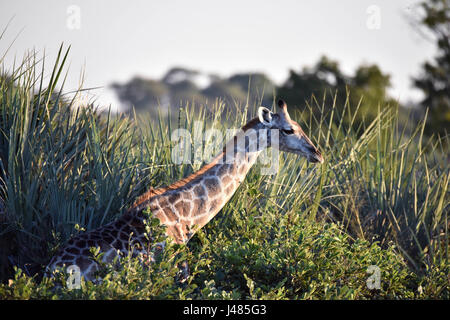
[306,146,323,163]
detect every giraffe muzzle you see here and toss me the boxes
[308,149,324,163]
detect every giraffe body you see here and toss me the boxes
[47,100,323,281]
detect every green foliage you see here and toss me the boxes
[112,77,170,112]
[277,56,347,108]
[0,44,448,299]
[192,217,419,299]
[1,218,447,299]
[302,97,449,273]
[277,56,397,130]
[411,0,450,137]
[228,73,275,106]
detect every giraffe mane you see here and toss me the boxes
[241,117,261,132]
[132,154,223,208]
[131,117,262,209]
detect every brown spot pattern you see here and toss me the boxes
[204,177,221,197]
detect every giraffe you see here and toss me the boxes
[46,99,324,281]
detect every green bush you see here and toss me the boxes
[1,217,447,299]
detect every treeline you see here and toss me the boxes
[112,0,449,137]
[112,56,394,113]
[111,56,411,138]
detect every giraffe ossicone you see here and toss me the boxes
[46,99,324,281]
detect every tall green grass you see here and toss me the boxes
[301,94,449,273]
[0,45,448,298]
[0,45,154,278]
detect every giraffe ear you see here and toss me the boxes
[258,107,273,127]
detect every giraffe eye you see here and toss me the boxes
[281,128,294,135]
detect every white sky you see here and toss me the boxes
[0,0,437,110]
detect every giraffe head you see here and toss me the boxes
[257,99,324,163]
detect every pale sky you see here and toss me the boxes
[0,0,437,110]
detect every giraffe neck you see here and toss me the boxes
[132,119,269,244]
[47,119,271,280]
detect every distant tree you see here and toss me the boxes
[201,80,248,107]
[162,67,217,107]
[111,77,169,112]
[277,56,394,127]
[228,73,276,105]
[168,79,207,107]
[411,0,450,137]
[277,56,348,109]
[162,67,200,85]
[352,64,394,121]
